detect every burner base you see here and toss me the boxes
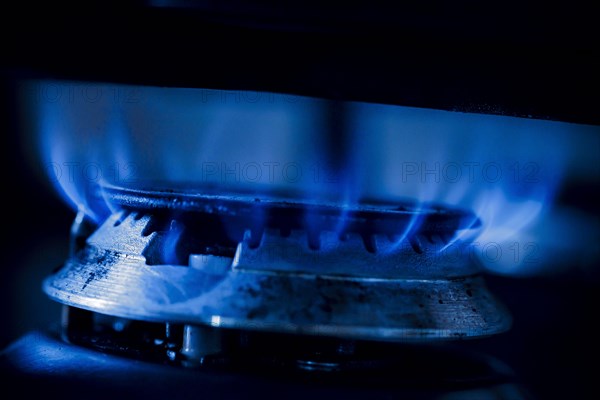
[2,329,527,400]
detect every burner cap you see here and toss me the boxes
[44,184,510,343]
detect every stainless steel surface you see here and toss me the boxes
[181,325,223,361]
[234,229,480,279]
[44,209,511,341]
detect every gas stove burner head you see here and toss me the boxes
[44,184,510,351]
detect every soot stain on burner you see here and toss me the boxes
[243,275,325,322]
[79,249,118,291]
[81,272,96,291]
[246,305,269,320]
[81,264,112,291]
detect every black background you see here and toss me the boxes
[1,2,599,398]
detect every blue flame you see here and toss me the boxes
[27,80,600,274]
[162,220,185,265]
[349,102,599,274]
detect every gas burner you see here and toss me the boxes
[44,183,510,365]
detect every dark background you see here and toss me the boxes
[1,2,599,398]
[0,79,71,350]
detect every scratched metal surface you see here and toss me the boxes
[44,210,510,340]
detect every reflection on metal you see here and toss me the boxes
[44,188,511,341]
[181,325,223,363]
[234,229,479,279]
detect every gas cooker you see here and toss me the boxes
[44,182,509,355]
[1,2,599,398]
[3,182,521,398]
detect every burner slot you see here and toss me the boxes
[233,229,478,279]
[86,211,157,256]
